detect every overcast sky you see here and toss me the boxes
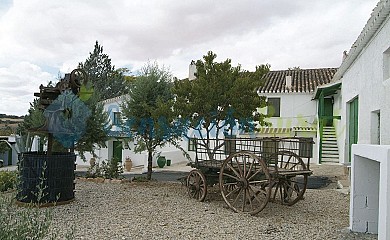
[0,0,379,116]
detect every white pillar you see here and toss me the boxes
[350,144,390,239]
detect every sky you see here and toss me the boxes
[0,0,379,116]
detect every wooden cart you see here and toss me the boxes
[186,137,314,215]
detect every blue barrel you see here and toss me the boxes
[17,152,76,204]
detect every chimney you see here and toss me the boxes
[285,75,292,91]
[189,60,197,80]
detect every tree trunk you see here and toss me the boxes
[147,150,153,180]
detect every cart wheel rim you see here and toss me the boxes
[187,169,207,202]
[219,151,271,215]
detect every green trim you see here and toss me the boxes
[313,82,341,100]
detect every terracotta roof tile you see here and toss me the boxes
[259,68,338,93]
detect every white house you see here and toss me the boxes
[324,0,390,237]
[75,95,192,169]
[0,135,18,166]
[256,68,338,165]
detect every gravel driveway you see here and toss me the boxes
[49,180,377,240]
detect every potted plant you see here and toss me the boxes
[156,153,166,168]
[124,156,132,172]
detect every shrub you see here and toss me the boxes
[86,158,123,179]
[101,158,123,179]
[85,161,103,178]
[0,167,74,239]
[0,171,17,192]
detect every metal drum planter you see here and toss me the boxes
[17,152,76,204]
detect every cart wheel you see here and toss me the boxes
[219,151,271,215]
[270,151,308,206]
[187,169,207,202]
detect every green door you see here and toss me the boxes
[348,98,359,162]
[323,98,334,126]
[113,141,123,162]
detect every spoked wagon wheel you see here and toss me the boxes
[270,151,308,206]
[219,151,271,215]
[187,169,207,202]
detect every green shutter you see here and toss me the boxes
[113,141,123,162]
[348,98,359,162]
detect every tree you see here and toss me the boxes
[173,51,270,159]
[73,92,110,160]
[78,41,129,100]
[17,76,110,159]
[121,62,183,180]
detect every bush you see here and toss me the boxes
[0,171,17,192]
[85,161,103,178]
[86,158,123,179]
[0,167,74,239]
[101,158,123,179]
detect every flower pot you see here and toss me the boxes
[90,157,96,167]
[157,156,166,168]
[166,159,171,166]
[125,158,132,172]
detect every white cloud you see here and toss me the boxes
[0,62,54,116]
[0,0,380,115]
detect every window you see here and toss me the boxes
[188,138,197,151]
[383,47,390,80]
[224,135,236,155]
[113,112,121,125]
[370,110,380,144]
[267,98,280,117]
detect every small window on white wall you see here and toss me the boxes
[383,47,390,80]
[370,110,380,144]
[113,112,121,125]
[267,98,281,117]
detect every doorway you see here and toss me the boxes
[113,141,123,162]
[323,98,334,126]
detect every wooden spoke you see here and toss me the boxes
[234,156,244,178]
[187,169,207,202]
[222,172,240,181]
[220,151,271,215]
[226,162,242,179]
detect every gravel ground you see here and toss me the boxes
[47,180,377,240]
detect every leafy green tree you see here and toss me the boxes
[75,93,110,160]
[173,51,270,159]
[16,80,109,159]
[78,41,129,100]
[121,62,183,180]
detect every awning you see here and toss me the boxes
[313,81,342,99]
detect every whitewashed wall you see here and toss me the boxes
[335,15,390,163]
[259,93,317,129]
[258,92,318,163]
[75,97,192,167]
